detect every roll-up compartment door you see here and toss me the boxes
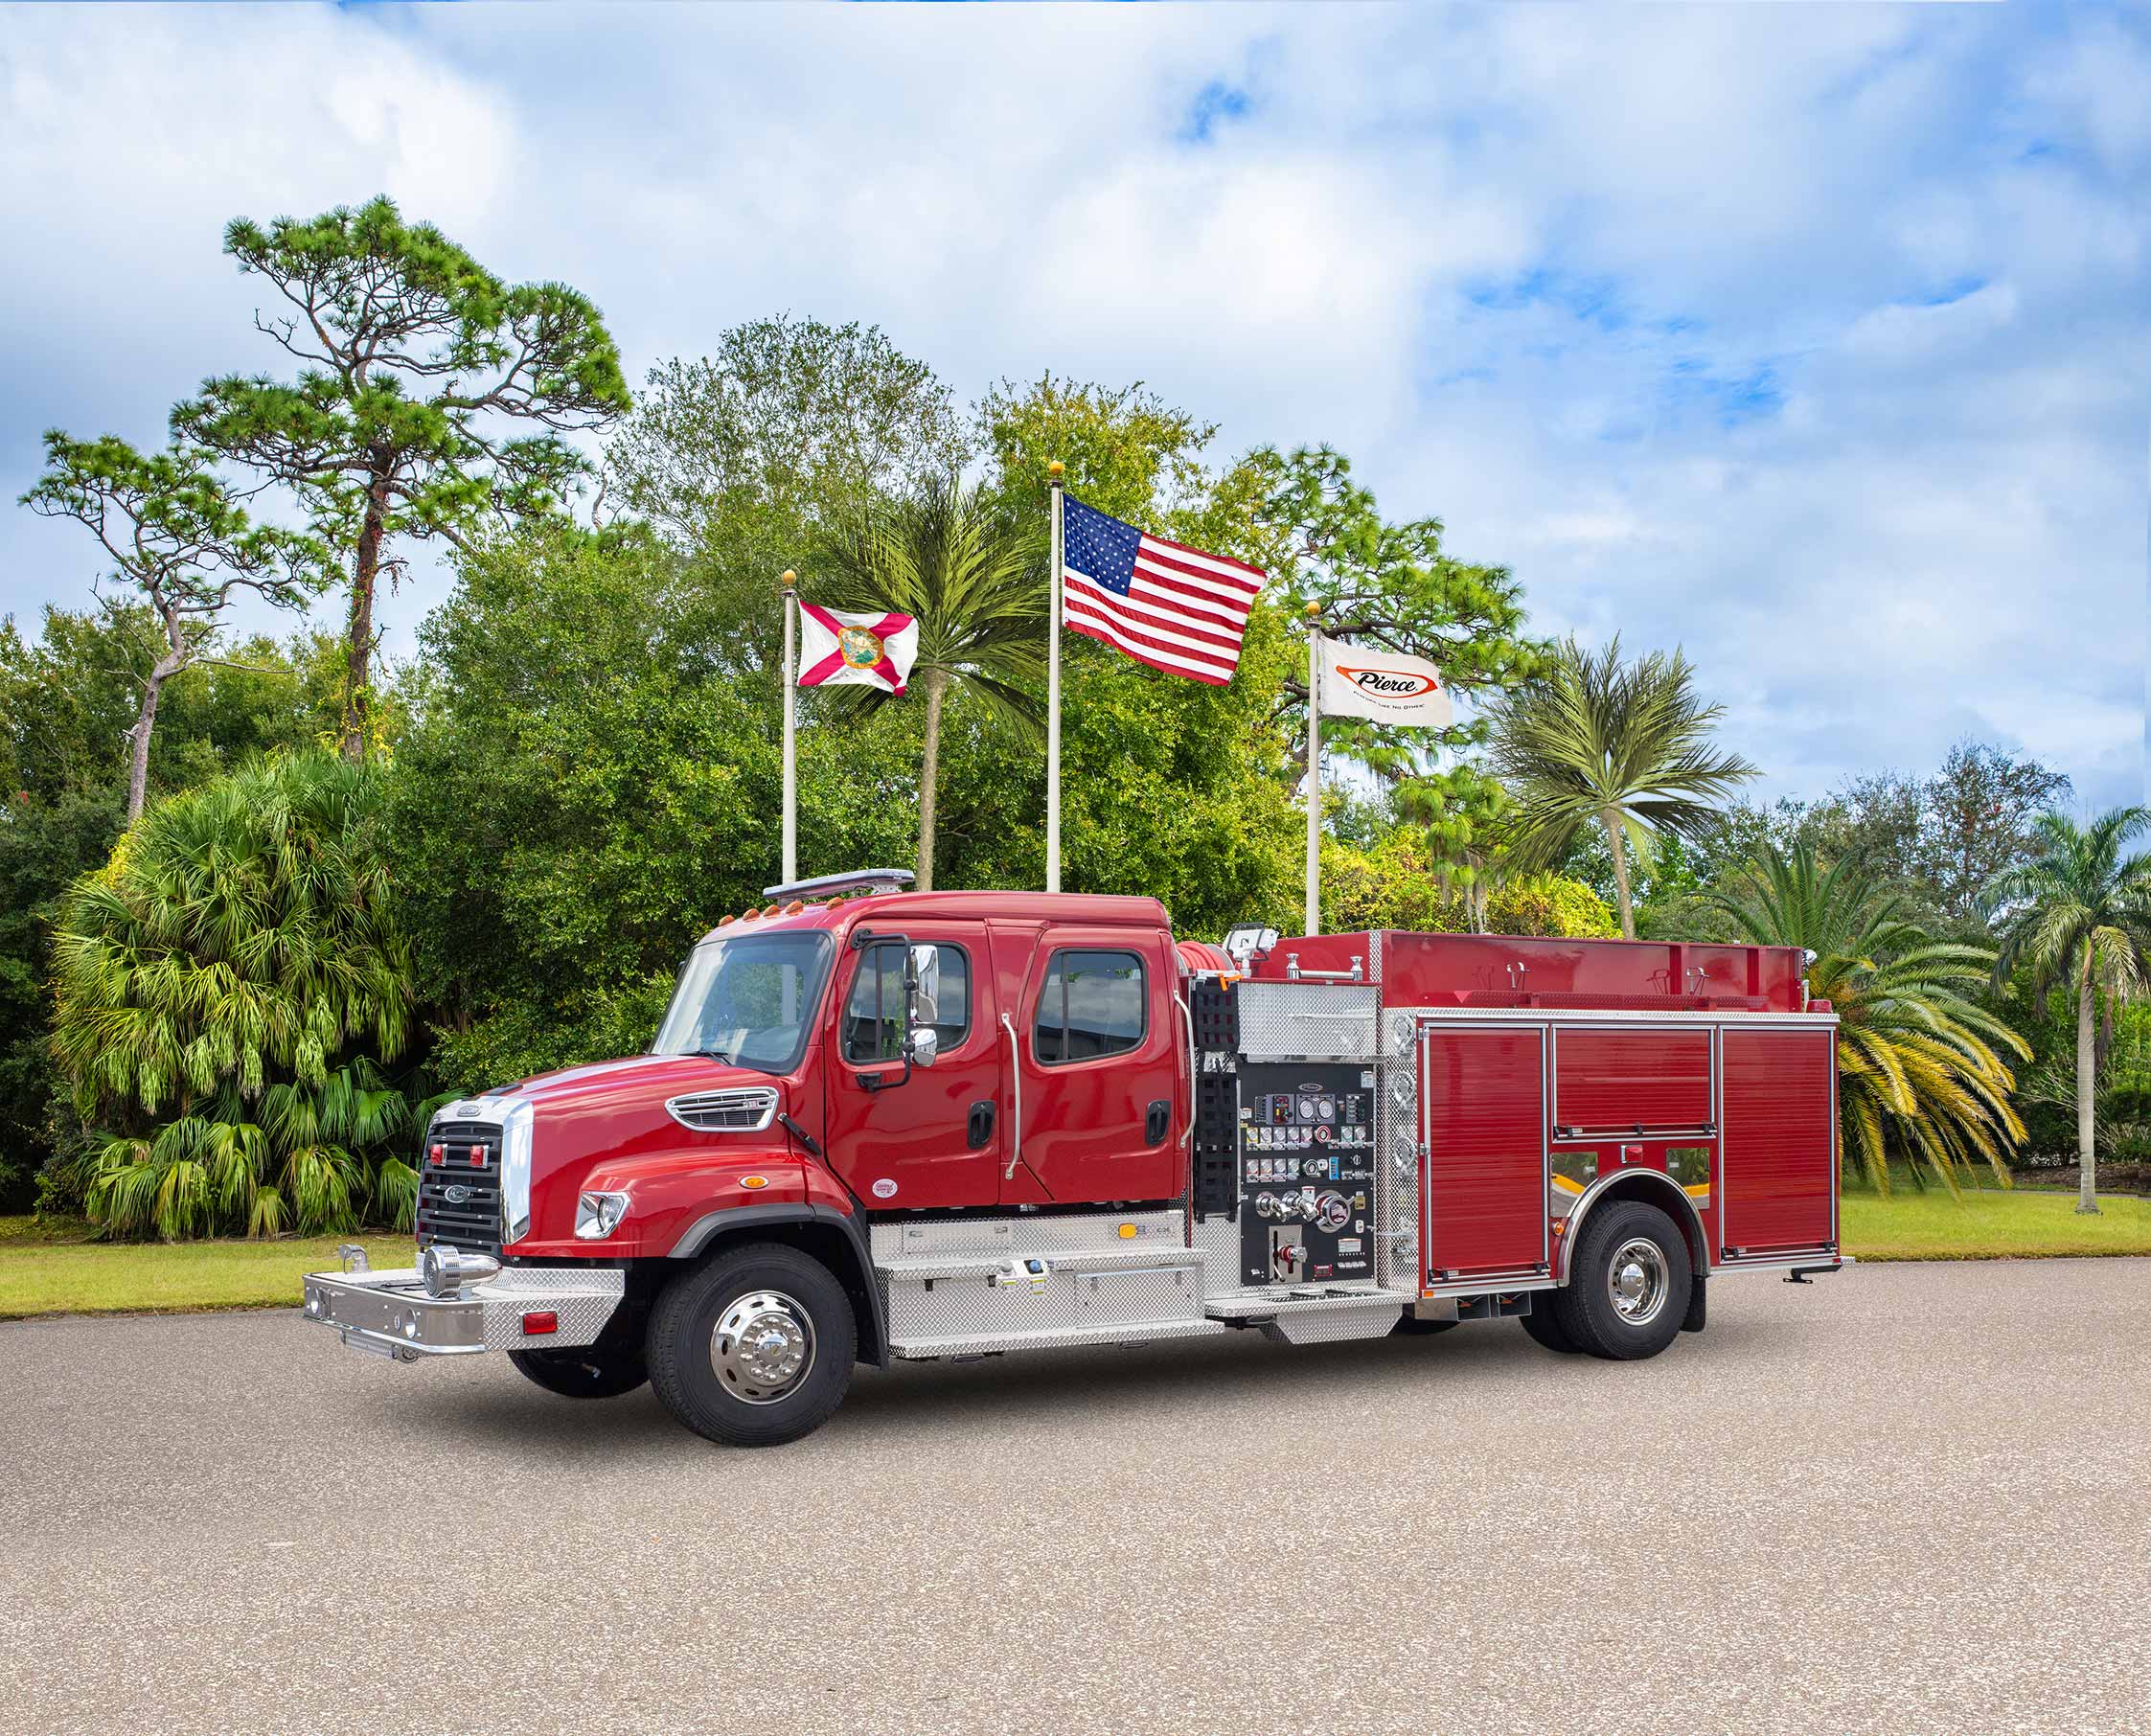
[1421,1026,1547,1279]
[1553,1027,1712,1134]
[1720,1026,1837,1256]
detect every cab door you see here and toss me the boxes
[823,921,1003,1212]
[995,924,1179,1206]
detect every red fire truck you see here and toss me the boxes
[303,868,1846,1446]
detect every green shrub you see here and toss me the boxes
[50,752,418,1239]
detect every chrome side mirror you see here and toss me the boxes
[905,1026,939,1069]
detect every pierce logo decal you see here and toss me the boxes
[1336,664,1442,699]
[872,1178,898,1199]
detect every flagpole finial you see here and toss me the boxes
[781,569,796,590]
[1047,460,1064,481]
[1304,603,1320,622]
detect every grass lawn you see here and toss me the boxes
[0,1216,413,1320]
[3,1184,2147,1321]
[1841,1185,2151,1261]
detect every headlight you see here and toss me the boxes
[574,1190,630,1241]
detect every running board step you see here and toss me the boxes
[888,1317,1228,1360]
[875,1246,1213,1284]
[1204,1286,1403,1346]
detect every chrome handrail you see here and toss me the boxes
[1173,991,1195,1147]
[999,1013,1024,1179]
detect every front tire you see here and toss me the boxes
[1553,1200,1692,1361]
[507,1344,650,1399]
[648,1243,855,1447]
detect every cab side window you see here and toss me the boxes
[1034,949,1146,1064]
[842,943,970,1062]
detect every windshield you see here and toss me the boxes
[652,931,835,1074]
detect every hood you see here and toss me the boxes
[503,1051,763,1110]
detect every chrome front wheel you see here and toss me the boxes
[649,1244,857,1447]
[711,1290,817,1405]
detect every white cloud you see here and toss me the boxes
[1,2,2143,813]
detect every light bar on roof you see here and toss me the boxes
[760,867,916,902]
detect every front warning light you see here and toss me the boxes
[428,1144,445,1165]
[521,1311,559,1336]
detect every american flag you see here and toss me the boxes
[1060,494,1264,686]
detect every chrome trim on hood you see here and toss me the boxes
[666,1087,780,1133]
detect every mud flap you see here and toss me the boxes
[1681,1274,1706,1334]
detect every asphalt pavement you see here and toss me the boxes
[3,1257,2146,1736]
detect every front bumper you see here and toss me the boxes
[300,1263,627,1361]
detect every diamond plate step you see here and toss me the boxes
[1202,1283,1398,1319]
[887,1316,1229,1359]
[1204,1284,1404,1345]
[875,1245,1211,1284]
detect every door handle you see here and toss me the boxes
[967,1100,995,1151]
[1145,1099,1170,1145]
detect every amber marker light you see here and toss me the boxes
[740,1175,770,1191]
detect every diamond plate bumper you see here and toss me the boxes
[299,1264,626,1360]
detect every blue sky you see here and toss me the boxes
[3,3,2146,809]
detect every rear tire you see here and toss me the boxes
[648,1242,855,1447]
[1518,1296,1584,1354]
[506,1345,649,1398]
[1554,1200,1692,1361]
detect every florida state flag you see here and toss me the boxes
[796,605,919,695]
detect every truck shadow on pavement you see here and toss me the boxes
[367,1314,1771,1459]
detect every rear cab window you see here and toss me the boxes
[1033,948,1146,1063]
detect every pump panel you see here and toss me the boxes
[1235,1062,1379,1288]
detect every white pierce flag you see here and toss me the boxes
[1316,637,1453,728]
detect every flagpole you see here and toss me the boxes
[1046,459,1064,894]
[781,569,798,886]
[1305,605,1322,937]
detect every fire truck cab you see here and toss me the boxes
[303,868,1845,1447]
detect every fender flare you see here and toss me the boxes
[1558,1169,1711,1283]
[666,1200,887,1367]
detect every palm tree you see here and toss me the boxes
[1984,809,2151,1214]
[51,751,418,1239]
[821,477,1045,890]
[1711,840,2027,1194]
[1486,635,1755,938]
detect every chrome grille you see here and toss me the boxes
[415,1119,503,1257]
[665,1087,778,1132]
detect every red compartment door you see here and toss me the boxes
[1720,1026,1837,1256]
[1421,1026,1547,1279]
[1552,1026,1713,1133]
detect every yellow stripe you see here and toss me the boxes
[1550,1175,1585,1196]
